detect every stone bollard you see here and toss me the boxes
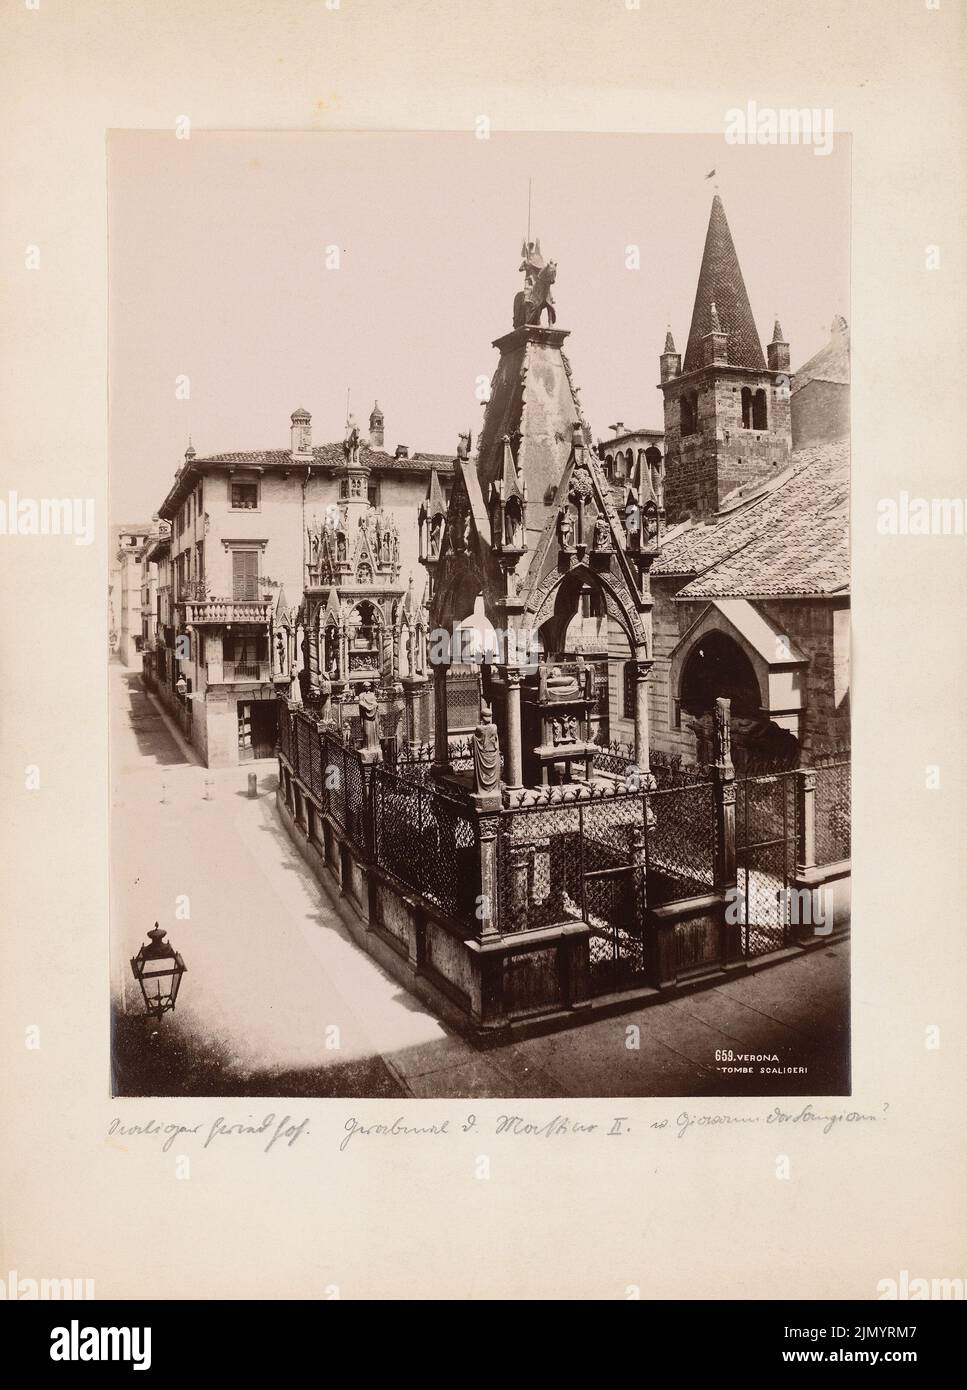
[247,772,258,799]
[160,781,167,805]
[203,777,215,801]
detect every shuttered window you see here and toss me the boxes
[232,549,259,601]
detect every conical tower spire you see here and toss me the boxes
[683,194,765,373]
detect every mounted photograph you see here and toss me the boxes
[109,130,851,1099]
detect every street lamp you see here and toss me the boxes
[130,924,187,1020]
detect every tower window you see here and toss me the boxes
[680,391,699,436]
[752,388,768,430]
[741,387,768,430]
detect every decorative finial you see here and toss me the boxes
[664,328,676,353]
[771,318,785,343]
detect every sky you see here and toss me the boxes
[108,130,850,521]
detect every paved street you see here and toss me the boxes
[112,662,849,1099]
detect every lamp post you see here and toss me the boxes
[130,923,187,1021]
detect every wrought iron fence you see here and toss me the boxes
[496,780,716,940]
[278,695,849,974]
[735,771,798,957]
[393,738,475,783]
[283,705,369,856]
[592,742,715,790]
[373,764,478,925]
[644,782,716,901]
[813,761,851,864]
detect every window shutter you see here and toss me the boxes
[232,550,258,601]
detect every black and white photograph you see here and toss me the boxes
[4,0,964,1329]
[109,131,851,1099]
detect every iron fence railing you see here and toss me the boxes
[734,771,799,957]
[591,743,716,790]
[496,780,717,938]
[813,761,851,864]
[278,698,849,964]
[373,763,478,925]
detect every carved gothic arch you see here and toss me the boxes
[667,599,807,737]
[527,561,646,655]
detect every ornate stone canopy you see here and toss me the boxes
[420,246,663,789]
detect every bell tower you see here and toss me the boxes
[660,195,792,522]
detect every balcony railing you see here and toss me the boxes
[207,660,271,685]
[181,597,272,625]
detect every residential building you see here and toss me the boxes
[109,523,156,666]
[148,406,452,766]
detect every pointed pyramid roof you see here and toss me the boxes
[683,195,765,374]
[423,467,447,519]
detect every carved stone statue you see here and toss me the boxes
[275,630,287,674]
[643,502,660,548]
[358,682,380,754]
[504,504,522,549]
[344,419,361,466]
[317,668,332,718]
[576,654,595,700]
[513,240,558,327]
[429,516,443,559]
[592,514,611,552]
[557,507,575,550]
[713,696,732,767]
[547,666,579,698]
[472,704,501,793]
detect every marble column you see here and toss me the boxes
[633,657,654,771]
[432,661,450,769]
[503,667,524,788]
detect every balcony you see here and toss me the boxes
[207,660,272,685]
[181,597,272,626]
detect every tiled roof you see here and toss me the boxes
[653,441,849,599]
[158,441,452,519]
[792,317,850,393]
[683,196,766,374]
[195,443,453,473]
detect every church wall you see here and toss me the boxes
[647,581,706,761]
[791,380,850,448]
[646,586,849,764]
[759,598,850,757]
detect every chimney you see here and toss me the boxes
[369,400,385,450]
[394,444,409,459]
[290,407,312,461]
